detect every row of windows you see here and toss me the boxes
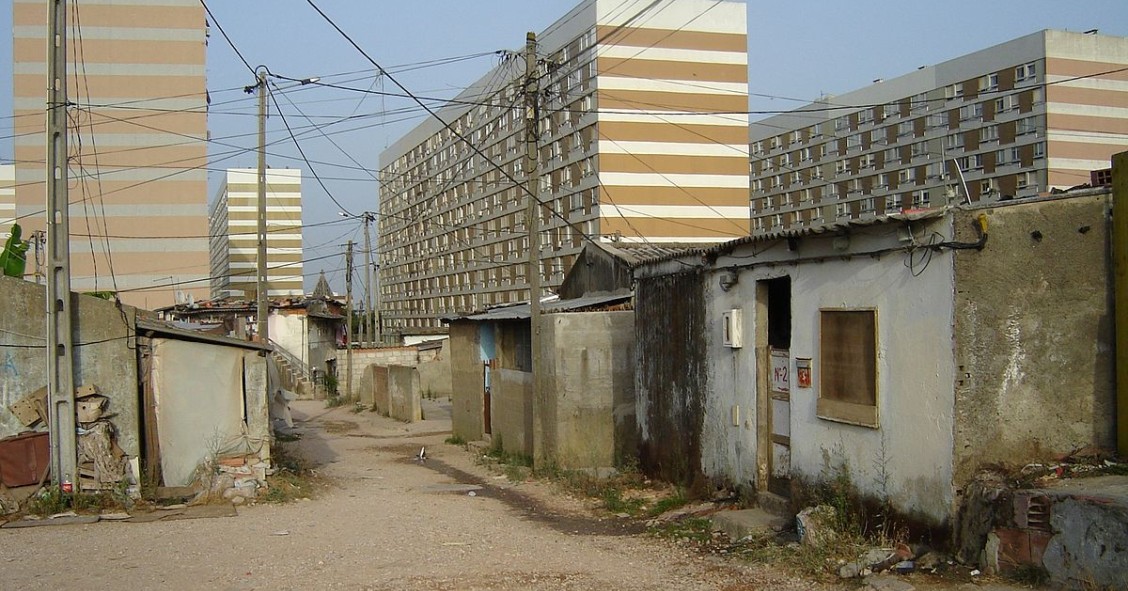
[752,60,1043,156]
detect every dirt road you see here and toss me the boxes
[0,400,851,590]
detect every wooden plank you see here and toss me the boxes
[771,433,790,447]
[816,397,879,428]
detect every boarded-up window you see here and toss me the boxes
[817,309,878,427]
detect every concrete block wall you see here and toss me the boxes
[387,365,421,422]
[492,368,533,457]
[344,346,418,399]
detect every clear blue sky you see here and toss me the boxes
[2,0,1126,293]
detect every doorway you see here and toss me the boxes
[759,276,792,498]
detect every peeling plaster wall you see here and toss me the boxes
[952,195,1115,487]
[705,220,959,523]
[0,276,139,457]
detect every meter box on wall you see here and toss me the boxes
[722,309,743,348]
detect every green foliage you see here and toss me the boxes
[27,486,121,516]
[647,487,688,517]
[0,223,30,278]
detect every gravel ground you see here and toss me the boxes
[0,400,1018,591]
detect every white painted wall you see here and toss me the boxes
[704,221,959,522]
[269,313,308,365]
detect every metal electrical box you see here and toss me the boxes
[722,309,743,348]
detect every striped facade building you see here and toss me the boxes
[208,168,304,300]
[10,0,210,308]
[378,0,749,336]
[0,164,14,239]
[748,30,1128,235]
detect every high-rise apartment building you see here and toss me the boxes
[0,164,14,239]
[748,30,1128,235]
[10,0,210,307]
[208,168,304,300]
[378,0,749,337]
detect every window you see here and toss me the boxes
[886,194,902,211]
[857,108,874,125]
[995,95,1016,113]
[959,103,983,121]
[912,141,929,158]
[1033,141,1045,159]
[859,154,875,169]
[897,121,913,137]
[752,141,764,155]
[898,168,915,183]
[1017,116,1038,136]
[980,125,999,143]
[834,116,848,132]
[910,92,929,112]
[980,73,999,92]
[911,189,930,208]
[1015,62,1037,83]
[817,309,878,427]
[847,134,862,150]
[799,147,812,161]
[876,172,890,188]
[945,84,964,100]
[945,134,964,151]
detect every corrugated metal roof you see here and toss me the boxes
[459,291,633,322]
[136,318,270,351]
[635,209,949,266]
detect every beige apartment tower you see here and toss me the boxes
[747,30,1128,235]
[209,168,304,300]
[379,0,750,337]
[10,0,210,307]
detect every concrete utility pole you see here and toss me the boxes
[362,212,375,347]
[46,0,77,491]
[1113,151,1128,456]
[345,240,354,399]
[524,31,546,464]
[255,67,270,344]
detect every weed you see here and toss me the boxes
[602,487,645,515]
[444,434,467,446]
[27,487,123,516]
[650,517,714,543]
[350,401,366,414]
[647,487,688,517]
[324,395,348,408]
[262,439,322,503]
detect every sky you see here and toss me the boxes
[2,0,1127,295]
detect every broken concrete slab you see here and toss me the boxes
[1,514,100,528]
[863,574,915,591]
[125,503,237,522]
[709,508,788,542]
